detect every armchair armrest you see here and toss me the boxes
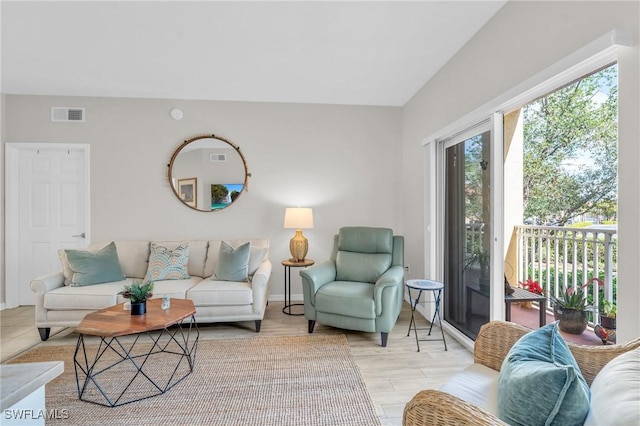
[403,389,508,426]
[299,260,336,293]
[299,260,336,308]
[373,265,404,314]
[30,271,65,294]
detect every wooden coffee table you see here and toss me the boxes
[73,298,199,407]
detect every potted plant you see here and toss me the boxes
[464,247,490,291]
[549,277,603,334]
[119,281,154,315]
[599,300,616,330]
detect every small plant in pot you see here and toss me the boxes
[119,281,154,315]
[599,300,616,330]
[550,278,603,334]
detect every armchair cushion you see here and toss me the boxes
[315,281,375,319]
[337,227,393,253]
[335,252,391,283]
[497,322,590,426]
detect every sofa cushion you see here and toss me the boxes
[204,239,269,277]
[585,348,640,426]
[187,280,253,306]
[497,322,590,426]
[439,363,499,416]
[144,242,190,282]
[214,241,250,282]
[44,280,127,310]
[124,278,201,302]
[315,281,375,319]
[153,240,208,278]
[65,241,126,286]
[109,241,150,278]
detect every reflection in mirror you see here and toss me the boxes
[168,134,250,211]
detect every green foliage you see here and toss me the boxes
[602,300,616,318]
[523,64,618,224]
[211,184,229,204]
[550,286,591,311]
[119,281,154,303]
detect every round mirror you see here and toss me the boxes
[168,134,250,211]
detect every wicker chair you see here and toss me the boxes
[403,320,640,426]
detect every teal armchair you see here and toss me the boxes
[300,227,404,347]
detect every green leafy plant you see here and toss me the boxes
[119,281,154,303]
[550,277,604,312]
[602,300,617,318]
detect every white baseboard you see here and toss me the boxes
[268,294,304,303]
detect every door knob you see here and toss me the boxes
[72,232,86,238]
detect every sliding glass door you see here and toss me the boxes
[443,128,492,339]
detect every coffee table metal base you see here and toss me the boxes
[73,316,199,407]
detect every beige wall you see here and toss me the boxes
[402,1,640,341]
[2,96,403,304]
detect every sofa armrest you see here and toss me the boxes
[250,259,272,313]
[30,271,65,294]
[403,389,508,426]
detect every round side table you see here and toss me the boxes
[281,259,314,315]
[405,279,447,351]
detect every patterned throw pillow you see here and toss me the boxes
[144,242,190,282]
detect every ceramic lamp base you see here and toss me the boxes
[289,230,309,262]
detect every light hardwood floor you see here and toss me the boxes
[0,301,473,426]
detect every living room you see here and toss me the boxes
[1,1,639,425]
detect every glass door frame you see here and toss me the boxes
[432,113,504,340]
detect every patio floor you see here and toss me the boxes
[509,303,604,346]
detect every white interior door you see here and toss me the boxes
[5,143,90,306]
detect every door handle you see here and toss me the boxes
[72,232,86,238]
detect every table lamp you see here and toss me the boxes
[284,207,314,262]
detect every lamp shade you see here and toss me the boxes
[283,208,314,229]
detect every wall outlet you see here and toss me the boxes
[404,265,410,274]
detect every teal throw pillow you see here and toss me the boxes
[214,241,250,282]
[65,241,125,286]
[144,242,190,282]
[498,322,590,426]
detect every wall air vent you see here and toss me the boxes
[51,107,85,122]
[210,153,227,162]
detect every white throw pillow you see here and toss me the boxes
[584,347,640,426]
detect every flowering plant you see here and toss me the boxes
[550,277,604,311]
[519,279,544,295]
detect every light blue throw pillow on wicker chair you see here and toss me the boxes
[497,321,590,426]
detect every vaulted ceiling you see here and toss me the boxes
[1,1,506,106]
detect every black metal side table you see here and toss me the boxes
[281,259,314,315]
[406,279,447,351]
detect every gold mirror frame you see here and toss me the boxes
[167,134,251,212]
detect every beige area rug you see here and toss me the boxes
[9,334,381,426]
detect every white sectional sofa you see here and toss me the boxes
[30,238,272,340]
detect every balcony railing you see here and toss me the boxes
[515,225,617,325]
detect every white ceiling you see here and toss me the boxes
[1,1,505,107]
